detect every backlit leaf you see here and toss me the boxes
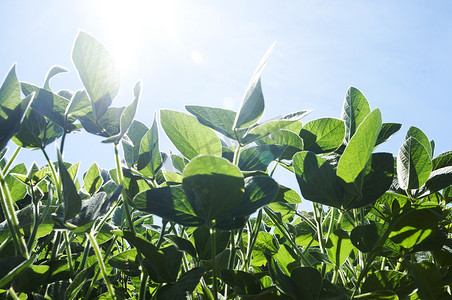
[161,110,221,160]
[300,118,345,154]
[397,137,432,190]
[342,87,371,142]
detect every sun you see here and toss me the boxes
[88,0,182,75]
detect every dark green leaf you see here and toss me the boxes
[408,261,442,300]
[122,120,149,167]
[233,43,274,129]
[72,31,120,120]
[220,269,262,296]
[161,110,222,159]
[362,270,414,297]
[193,226,229,260]
[238,145,286,171]
[293,151,344,208]
[376,123,402,147]
[397,137,432,190]
[0,66,33,150]
[300,117,345,154]
[415,166,452,198]
[58,150,81,221]
[182,155,244,222]
[137,115,162,178]
[432,150,452,170]
[185,105,236,139]
[164,234,197,258]
[350,223,385,253]
[291,267,322,300]
[406,126,432,158]
[239,110,312,144]
[133,185,204,227]
[13,265,50,294]
[342,86,371,142]
[326,228,353,267]
[156,267,205,300]
[103,80,141,144]
[108,249,140,277]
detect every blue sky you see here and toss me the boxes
[1,1,452,209]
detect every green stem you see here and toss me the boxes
[87,231,116,299]
[41,148,61,202]
[3,146,21,175]
[245,209,263,270]
[64,231,75,278]
[114,143,134,233]
[27,196,40,251]
[0,167,28,258]
[210,227,218,300]
[312,203,326,254]
[60,130,68,156]
[139,271,149,300]
[232,144,241,166]
[264,206,312,267]
[156,220,168,249]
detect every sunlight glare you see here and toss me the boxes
[91,0,182,76]
[190,50,203,64]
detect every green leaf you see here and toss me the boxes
[293,151,344,208]
[216,176,279,229]
[274,185,302,204]
[291,267,323,300]
[351,223,385,253]
[58,150,81,221]
[407,262,442,300]
[238,145,286,171]
[283,121,303,134]
[406,126,432,158]
[161,110,222,160]
[239,110,312,144]
[182,155,244,222]
[43,65,69,90]
[193,226,229,260]
[170,153,188,173]
[389,207,441,249]
[72,31,120,120]
[102,81,141,144]
[185,105,236,139]
[164,234,197,258]
[122,120,149,167]
[326,228,353,267]
[137,115,162,178]
[376,123,402,147]
[299,118,345,154]
[133,186,204,227]
[354,291,399,300]
[233,43,274,129]
[362,270,414,297]
[416,166,452,198]
[13,265,50,294]
[66,89,92,117]
[432,150,452,170]
[22,82,77,131]
[0,255,34,289]
[12,108,64,149]
[55,186,122,232]
[65,264,96,299]
[337,108,382,184]
[108,249,140,277]
[271,129,304,160]
[397,137,432,190]
[265,254,300,299]
[84,163,102,195]
[353,152,394,208]
[220,269,262,296]
[156,267,205,300]
[114,231,180,283]
[0,66,33,150]
[342,86,371,142]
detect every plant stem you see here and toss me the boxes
[114,143,135,233]
[210,227,218,300]
[264,206,312,267]
[232,144,241,166]
[312,203,326,254]
[3,146,21,174]
[87,230,116,299]
[41,148,62,202]
[64,231,75,278]
[0,167,28,258]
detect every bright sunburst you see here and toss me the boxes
[90,0,182,75]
